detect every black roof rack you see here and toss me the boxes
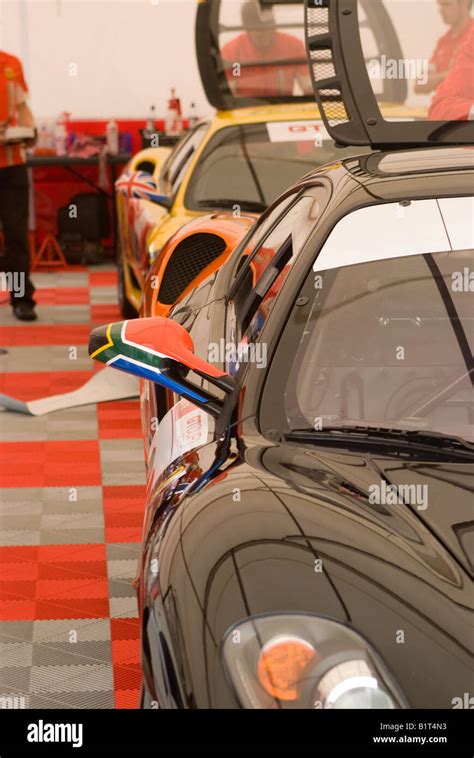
[196,0,313,110]
[304,0,474,148]
[196,0,413,111]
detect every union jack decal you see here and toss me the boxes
[115,170,168,203]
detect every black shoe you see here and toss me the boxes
[13,303,37,321]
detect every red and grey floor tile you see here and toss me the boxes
[0,264,144,708]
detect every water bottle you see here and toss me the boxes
[106,119,119,155]
[54,116,68,156]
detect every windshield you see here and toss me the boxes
[184,122,365,213]
[269,198,474,443]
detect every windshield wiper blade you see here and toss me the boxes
[195,199,266,213]
[285,426,474,458]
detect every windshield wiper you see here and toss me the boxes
[195,199,266,213]
[284,426,474,459]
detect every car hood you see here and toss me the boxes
[180,440,473,707]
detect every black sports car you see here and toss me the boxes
[89,0,474,709]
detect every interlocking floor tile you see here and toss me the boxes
[28,288,90,306]
[29,690,114,709]
[109,597,138,619]
[107,559,139,580]
[0,264,144,709]
[97,401,142,439]
[103,486,146,543]
[0,371,93,400]
[0,324,91,347]
[1,441,102,487]
[32,618,110,643]
[89,271,117,287]
[31,272,89,289]
[110,617,140,708]
[0,405,98,442]
[0,641,34,668]
[91,304,121,323]
[0,346,91,373]
[0,486,102,516]
[89,287,118,306]
[29,663,114,694]
[0,620,34,643]
[0,305,91,326]
[99,441,146,487]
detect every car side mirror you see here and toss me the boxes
[89,317,235,417]
[115,170,172,209]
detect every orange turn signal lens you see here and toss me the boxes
[257,635,317,701]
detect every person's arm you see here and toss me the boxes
[17,101,35,128]
[295,68,313,95]
[16,63,37,144]
[414,37,446,95]
[414,68,448,95]
[220,37,240,94]
[292,38,313,95]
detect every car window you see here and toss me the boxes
[229,192,297,284]
[184,122,354,213]
[160,124,209,197]
[313,197,474,272]
[225,187,327,374]
[261,195,474,443]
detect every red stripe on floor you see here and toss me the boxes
[103,485,146,543]
[0,324,91,346]
[89,272,118,287]
[0,441,102,487]
[0,544,109,621]
[111,618,141,708]
[90,304,122,324]
[32,288,90,305]
[97,401,142,439]
[0,371,93,401]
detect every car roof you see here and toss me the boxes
[298,146,474,187]
[208,101,427,128]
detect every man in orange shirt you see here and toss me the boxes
[429,25,474,118]
[221,0,311,98]
[0,50,37,320]
[415,0,472,95]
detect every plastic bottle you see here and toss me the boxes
[38,123,49,150]
[54,115,68,156]
[165,88,183,136]
[106,119,119,155]
[188,102,199,128]
[146,105,156,133]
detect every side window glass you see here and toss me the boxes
[230,193,296,283]
[160,124,208,196]
[226,190,326,375]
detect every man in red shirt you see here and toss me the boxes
[415,0,472,95]
[0,50,37,320]
[429,25,474,118]
[221,0,311,98]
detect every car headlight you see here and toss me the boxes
[221,614,405,709]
